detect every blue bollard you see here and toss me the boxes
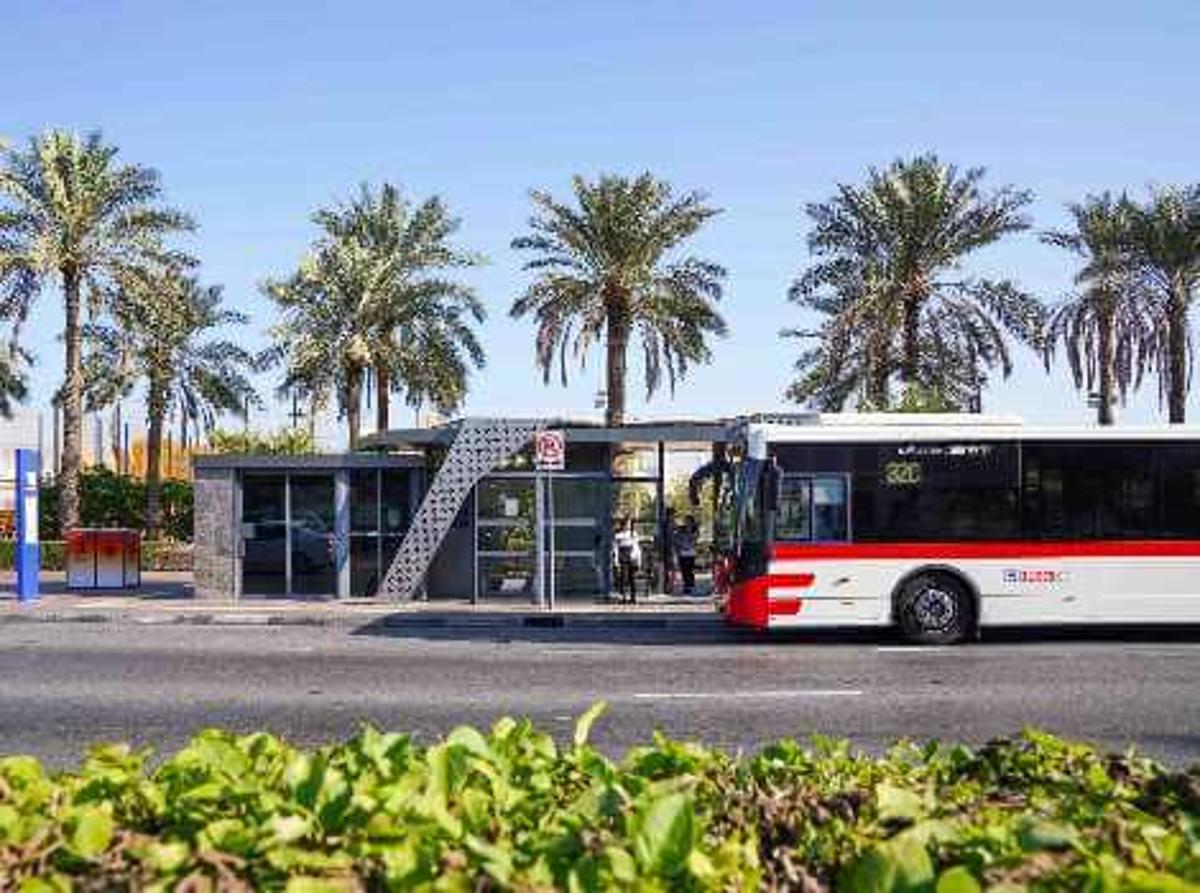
[15,449,40,604]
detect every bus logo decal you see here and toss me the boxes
[1003,568,1068,585]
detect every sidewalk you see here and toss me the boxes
[0,571,721,631]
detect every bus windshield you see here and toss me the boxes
[733,457,764,549]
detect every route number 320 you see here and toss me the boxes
[884,461,922,486]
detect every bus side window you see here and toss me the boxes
[813,477,849,542]
[1162,450,1200,538]
[775,477,811,541]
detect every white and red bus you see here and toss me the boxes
[717,414,1200,643]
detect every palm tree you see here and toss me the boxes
[1041,195,1159,425]
[0,131,192,531]
[0,344,29,418]
[787,154,1040,409]
[310,183,485,431]
[1127,186,1200,423]
[266,240,384,449]
[266,187,485,448]
[84,268,258,537]
[511,173,727,426]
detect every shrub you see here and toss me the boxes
[0,712,1196,890]
[207,426,317,456]
[0,540,189,571]
[38,468,193,542]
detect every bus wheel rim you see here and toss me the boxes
[912,585,957,631]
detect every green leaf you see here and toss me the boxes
[284,878,359,893]
[266,813,311,845]
[0,755,44,787]
[446,725,491,759]
[605,846,637,884]
[137,840,191,873]
[0,804,20,841]
[935,866,982,893]
[884,834,935,892]
[67,806,114,858]
[1121,869,1200,892]
[840,834,935,893]
[17,878,70,893]
[574,701,607,748]
[1017,818,1077,852]
[838,846,897,893]
[634,792,696,876]
[877,782,925,823]
[466,833,514,884]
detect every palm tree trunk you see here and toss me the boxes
[605,307,630,427]
[1098,308,1116,426]
[900,294,921,384]
[346,366,363,450]
[867,353,891,410]
[375,365,390,432]
[1168,278,1188,424]
[144,379,168,540]
[60,267,84,532]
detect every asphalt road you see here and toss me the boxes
[1,620,1199,768]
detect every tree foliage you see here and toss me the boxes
[1041,194,1159,424]
[206,426,317,456]
[0,131,192,530]
[786,154,1041,411]
[38,467,193,542]
[1126,185,1200,422]
[511,173,727,425]
[266,184,485,447]
[82,267,258,535]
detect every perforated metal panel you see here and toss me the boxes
[379,418,543,600]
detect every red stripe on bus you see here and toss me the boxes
[726,576,812,628]
[769,597,802,616]
[769,540,1200,561]
[770,573,816,588]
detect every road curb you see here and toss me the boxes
[0,608,722,632]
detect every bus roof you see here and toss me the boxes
[742,413,1200,445]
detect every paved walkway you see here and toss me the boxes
[0,571,718,629]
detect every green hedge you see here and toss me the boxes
[0,710,1197,890]
[38,468,193,543]
[0,540,191,572]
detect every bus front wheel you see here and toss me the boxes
[896,573,974,645]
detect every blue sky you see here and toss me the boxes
[6,0,1200,444]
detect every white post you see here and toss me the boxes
[547,468,556,611]
[534,473,545,609]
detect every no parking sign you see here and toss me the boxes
[534,430,565,471]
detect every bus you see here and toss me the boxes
[716,414,1200,643]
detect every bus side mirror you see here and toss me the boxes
[764,464,782,512]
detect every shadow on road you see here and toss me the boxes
[351,615,1200,648]
[980,623,1200,645]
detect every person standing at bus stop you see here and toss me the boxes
[674,514,699,595]
[613,517,642,603]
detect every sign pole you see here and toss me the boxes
[15,449,40,604]
[547,467,556,611]
[533,430,565,612]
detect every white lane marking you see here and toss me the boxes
[876,647,950,653]
[631,689,862,701]
[539,648,610,656]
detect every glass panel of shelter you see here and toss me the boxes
[287,474,336,597]
[476,477,538,601]
[240,472,336,598]
[543,475,611,600]
[241,473,287,595]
